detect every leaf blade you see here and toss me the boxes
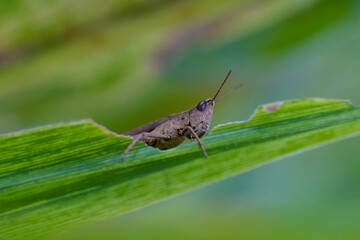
[1,98,360,239]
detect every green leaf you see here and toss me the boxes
[1,98,360,239]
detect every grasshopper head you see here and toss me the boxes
[188,98,214,138]
[185,70,239,139]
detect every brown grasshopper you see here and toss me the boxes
[121,70,241,161]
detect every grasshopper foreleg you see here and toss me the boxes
[182,126,208,159]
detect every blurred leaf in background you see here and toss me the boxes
[1,0,360,239]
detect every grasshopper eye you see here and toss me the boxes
[197,100,207,112]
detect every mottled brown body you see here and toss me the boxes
[124,99,214,150]
[121,70,238,161]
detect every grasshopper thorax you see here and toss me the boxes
[186,98,214,138]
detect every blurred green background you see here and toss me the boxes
[1,0,360,239]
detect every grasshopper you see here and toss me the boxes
[121,70,241,161]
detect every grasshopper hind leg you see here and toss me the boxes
[121,132,174,161]
[121,135,141,162]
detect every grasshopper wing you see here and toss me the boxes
[123,116,171,136]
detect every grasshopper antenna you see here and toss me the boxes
[215,83,243,103]
[212,69,232,101]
